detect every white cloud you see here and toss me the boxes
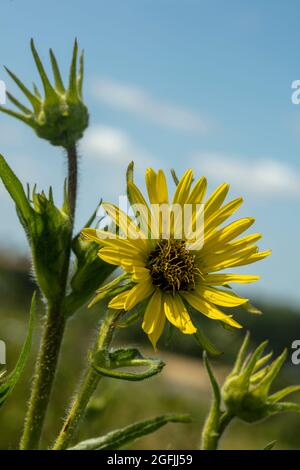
[191,152,300,199]
[81,125,155,170]
[91,78,209,134]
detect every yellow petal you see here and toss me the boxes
[149,312,166,350]
[156,170,169,204]
[203,274,260,285]
[204,183,229,219]
[142,289,162,334]
[182,291,242,328]
[202,246,259,272]
[163,294,196,334]
[81,228,118,246]
[186,176,207,204]
[204,217,255,248]
[108,289,131,309]
[124,280,155,310]
[205,197,243,232]
[172,169,193,205]
[127,181,152,237]
[227,250,272,268]
[131,267,151,282]
[142,289,166,349]
[196,286,248,307]
[203,234,262,259]
[145,168,158,204]
[102,202,144,241]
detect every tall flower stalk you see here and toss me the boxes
[0,40,88,449]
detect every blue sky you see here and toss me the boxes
[0,0,300,306]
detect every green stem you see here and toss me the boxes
[53,309,120,450]
[201,411,233,450]
[20,143,78,449]
[20,302,66,449]
[67,142,78,222]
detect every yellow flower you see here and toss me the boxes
[82,168,271,349]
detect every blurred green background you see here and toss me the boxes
[1,252,300,450]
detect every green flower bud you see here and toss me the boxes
[0,155,71,302]
[0,39,88,148]
[29,185,72,301]
[222,333,300,423]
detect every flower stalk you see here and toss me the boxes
[20,302,66,449]
[20,143,79,449]
[67,142,78,222]
[53,308,121,450]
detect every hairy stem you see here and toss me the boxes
[20,302,66,449]
[201,411,233,450]
[20,144,79,449]
[53,309,120,450]
[67,142,78,222]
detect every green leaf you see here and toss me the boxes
[203,351,221,407]
[0,154,33,230]
[68,414,191,450]
[193,330,223,357]
[201,352,222,450]
[0,292,36,408]
[92,348,165,381]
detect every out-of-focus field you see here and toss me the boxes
[1,252,300,450]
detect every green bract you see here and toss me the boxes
[201,334,300,450]
[0,155,71,302]
[0,39,88,148]
[222,333,300,422]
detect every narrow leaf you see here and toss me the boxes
[68,414,191,450]
[193,330,222,357]
[0,292,36,407]
[0,154,33,228]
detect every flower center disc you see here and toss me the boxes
[147,239,200,294]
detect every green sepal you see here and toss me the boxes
[221,334,300,423]
[193,330,223,357]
